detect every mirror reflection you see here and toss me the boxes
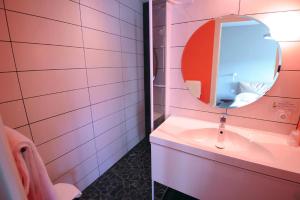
[181,15,281,109]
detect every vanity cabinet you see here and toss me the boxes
[151,144,300,200]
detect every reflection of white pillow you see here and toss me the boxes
[239,81,271,96]
[230,92,260,107]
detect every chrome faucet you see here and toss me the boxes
[216,114,227,149]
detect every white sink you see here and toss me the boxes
[150,116,300,200]
[174,128,274,162]
[151,116,300,183]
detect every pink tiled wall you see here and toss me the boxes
[166,0,300,134]
[0,0,144,191]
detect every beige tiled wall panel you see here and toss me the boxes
[0,0,144,191]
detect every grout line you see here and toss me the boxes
[5,9,144,41]
[4,8,81,26]
[118,1,143,16]
[29,105,91,125]
[74,166,99,187]
[168,87,300,100]
[27,94,144,129]
[244,8,300,16]
[171,18,212,26]
[78,1,101,172]
[79,3,143,29]
[93,99,144,123]
[0,77,145,106]
[168,66,300,72]
[118,1,130,153]
[170,9,300,26]
[35,122,93,147]
[170,106,297,125]
[36,99,145,148]
[0,98,23,105]
[15,66,125,72]
[119,1,129,152]
[52,152,97,183]
[170,106,222,115]
[265,95,300,99]
[0,40,146,55]
[92,107,125,124]
[96,134,127,164]
[2,2,35,142]
[14,123,31,130]
[94,121,126,141]
[169,87,187,90]
[47,116,144,179]
[69,0,144,28]
[44,136,95,165]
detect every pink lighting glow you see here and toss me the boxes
[256,11,300,41]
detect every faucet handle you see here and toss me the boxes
[220,114,227,123]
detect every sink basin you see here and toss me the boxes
[177,128,248,150]
[150,116,300,199]
[175,128,274,162]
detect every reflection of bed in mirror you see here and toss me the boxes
[217,81,274,108]
[181,14,281,109]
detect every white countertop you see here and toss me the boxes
[150,116,300,184]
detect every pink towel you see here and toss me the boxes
[4,126,58,200]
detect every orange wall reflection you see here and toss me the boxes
[181,20,215,103]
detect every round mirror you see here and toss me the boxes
[181,15,281,108]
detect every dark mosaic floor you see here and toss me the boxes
[78,137,197,200]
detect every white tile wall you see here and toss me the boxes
[0,0,145,191]
[13,43,85,70]
[93,110,125,136]
[87,68,123,87]
[121,37,138,53]
[85,49,122,68]
[82,27,121,50]
[80,0,120,18]
[0,10,9,41]
[76,168,99,191]
[54,154,98,185]
[30,107,92,145]
[7,11,83,47]
[0,100,28,128]
[170,0,239,24]
[98,144,127,175]
[89,82,124,104]
[5,0,81,25]
[37,124,94,164]
[0,42,15,72]
[16,125,32,139]
[0,72,22,103]
[18,69,88,98]
[80,5,120,35]
[24,88,90,123]
[46,140,96,181]
[167,0,300,133]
